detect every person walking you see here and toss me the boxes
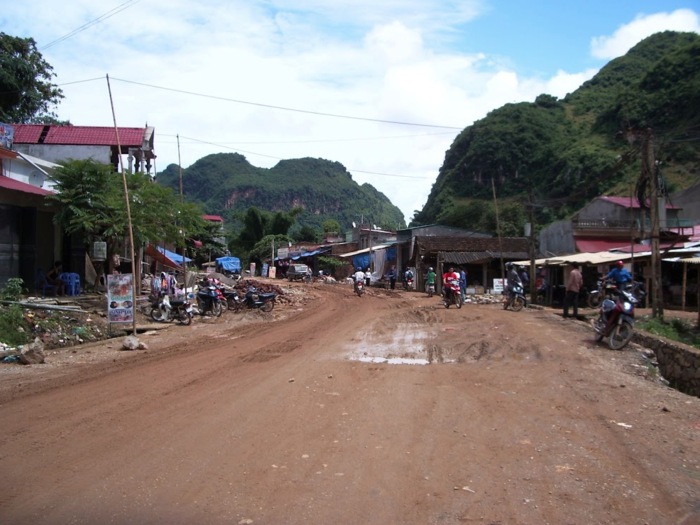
[459,268,467,302]
[563,262,583,319]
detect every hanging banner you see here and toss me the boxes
[107,274,134,324]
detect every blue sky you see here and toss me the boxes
[2,1,699,222]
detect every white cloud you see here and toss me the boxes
[591,8,700,59]
[6,0,668,224]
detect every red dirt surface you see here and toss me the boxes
[1,282,699,524]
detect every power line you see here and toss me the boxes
[158,130,456,145]
[40,0,144,51]
[110,77,464,130]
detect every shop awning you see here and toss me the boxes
[0,175,54,196]
[514,251,644,267]
[146,245,191,268]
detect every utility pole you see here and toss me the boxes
[528,187,536,305]
[492,179,505,288]
[645,129,663,319]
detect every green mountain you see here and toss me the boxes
[157,154,406,231]
[412,31,700,232]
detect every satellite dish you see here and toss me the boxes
[352,221,356,228]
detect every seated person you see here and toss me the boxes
[46,261,66,295]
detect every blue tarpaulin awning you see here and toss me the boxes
[158,246,191,265]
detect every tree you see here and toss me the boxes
[293,224,321,243]
[49,159,206,261]
[0,33,64,123]
[322,219,341,233]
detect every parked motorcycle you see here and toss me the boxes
[503,284,526,311]
[443,279,462,309]
[196,285,223,317]
[592,289,637,350]
[587,279,618,308]
[150,292,194,325]
[229,286,277,313]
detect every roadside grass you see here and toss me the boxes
[637,316,700,350]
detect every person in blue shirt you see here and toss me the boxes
[606,261,633,290]
[459,268,467,302]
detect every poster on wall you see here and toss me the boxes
[107,274,134,323]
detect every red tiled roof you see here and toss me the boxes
[203,215,224,222]
[599,196,679,210]
[0,175,54,196]
[13,125,146,147]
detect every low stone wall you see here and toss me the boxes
[634,331,700,398]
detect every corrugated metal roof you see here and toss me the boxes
[515,251,643,267]
[440,251,529,265]
[600,196,679,210]
[416,236,529,253]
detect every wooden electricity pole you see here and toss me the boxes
[644,129,663,319]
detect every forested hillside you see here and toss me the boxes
[157,154,406,231]
[412,31,700,234]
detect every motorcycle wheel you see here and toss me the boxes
[228,298,242,313]
[212,301,223,317]
[510,297,525,312]
[220,299,228,313]
[455,294,462,309]
[150,308,166,322]
[261,300,274,313]
[178,310,192,326]
[587,292,602,309]
[608,321,634,350]
[593,318,605,342]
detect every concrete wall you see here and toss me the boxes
[576,200,630,221]
[14,145,111,165]
[672,181,700,222]
[635,332,700,398]
[538,220,574,255]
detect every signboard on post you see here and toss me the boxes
[262,263,269,277]
[107,274,134,324]
[492,278,505,295]
[277,247,289,259]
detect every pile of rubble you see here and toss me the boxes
[463,294,507,305]
[1,301,109,363]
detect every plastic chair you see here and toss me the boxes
[36,269,57,296]
[60,273,81,296]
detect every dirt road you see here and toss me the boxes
[1,284,699,524]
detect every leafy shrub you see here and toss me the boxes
[0,304,29,347]
[0,278,25,301]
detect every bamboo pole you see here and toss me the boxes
[177,135,188,300]
[106,74,138,337]
[682,262,687,311]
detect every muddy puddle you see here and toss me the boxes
[346,322,450,365]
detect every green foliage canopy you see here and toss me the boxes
[0,33,64,123]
